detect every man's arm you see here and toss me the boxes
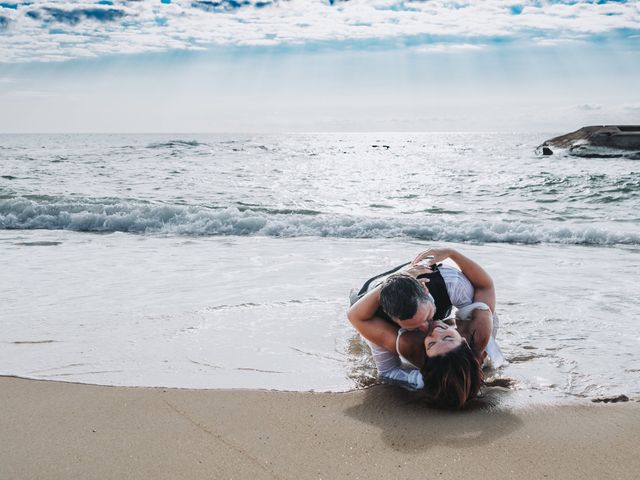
[449,249,495,311]
[453,251,495,358]
[347,285,398,352]
[351,296,425,389]
[413,247,495,311]
[347,264,432,351]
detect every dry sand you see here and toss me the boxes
[1,376,638,480]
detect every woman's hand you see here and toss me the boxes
[403,264,432,293]
[404,264,433,278]
[411,247,454,266]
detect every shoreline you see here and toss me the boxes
[3,372,634,405]
[2,376,639,479]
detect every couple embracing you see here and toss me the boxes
[348,247,503,409]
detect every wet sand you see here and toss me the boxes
[1,376,638,480]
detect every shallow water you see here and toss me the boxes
[1,133,639,405]
[2,232,639,404]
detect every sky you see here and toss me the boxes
[0,0,639,133]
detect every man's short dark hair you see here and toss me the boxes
[379,273,430,320]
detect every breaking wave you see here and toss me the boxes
[1,196,638,246]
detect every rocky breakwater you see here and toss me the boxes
[537,125,640,158]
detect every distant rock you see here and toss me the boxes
[592,394,629,403]
[537,125,640,157]
[541,147,553,156]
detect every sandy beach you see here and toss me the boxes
[1,376,638,480]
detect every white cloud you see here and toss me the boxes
[623,103,640,113]
[412,43,485,53]
[0,1,638,63]
[576,104,602,111]
[5,89,65,98]
[534,37,587,47]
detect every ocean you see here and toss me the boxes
[1,133,639,405]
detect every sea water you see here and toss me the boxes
[1,133,639,405]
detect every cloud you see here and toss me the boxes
[412,43,485,53]
[4,88,66,98]
[191,1,269,12]
[0,1,639,63]
[576,104,602,111]
[41,7,126,25]
[623,103,640,113]
[0,15,10,30]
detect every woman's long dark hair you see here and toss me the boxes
[419,339,483,409]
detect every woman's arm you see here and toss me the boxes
[366,339,425,391]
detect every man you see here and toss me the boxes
[347,247,503,406]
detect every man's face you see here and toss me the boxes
[395,300,435,333]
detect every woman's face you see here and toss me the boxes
[424,320,463,357]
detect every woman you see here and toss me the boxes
[347,247,503,409]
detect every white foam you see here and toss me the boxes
[1,196,638,246]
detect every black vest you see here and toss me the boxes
[356,262,453,323]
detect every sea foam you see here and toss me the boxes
[1,196,637,246]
